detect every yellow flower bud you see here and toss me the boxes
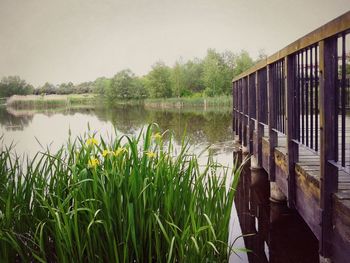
[86,137,98,146]
[88,157,100,168]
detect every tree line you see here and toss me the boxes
[0,49,260,99]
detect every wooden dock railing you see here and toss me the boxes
[232,11,350,260]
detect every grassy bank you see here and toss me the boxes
[6,94,98,109]
[6,94,232,110]
[0,124,241,262]
[144,95,232,109]
[114,95,232,109]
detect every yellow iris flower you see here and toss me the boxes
[152,132,162,140]
[102,149,111,157]
[146,151,156,158]
[86,137,98,146]
[114,147,127,157]
[88,157,100,168]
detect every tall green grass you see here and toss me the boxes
[107,95,233,109]
[0,124,241,262]
[144,95,232,108]
[6,94,97,109]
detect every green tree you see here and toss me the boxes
[35,82,57,95]
[183,58,205,94]
[108,69,141,100]
[109,69,133,100]
[232,50,254,77]
[93,77,111,95]
[171,60,187,97]
[145,62,172,98]
[0,76,33,97]
[132,77,148,99]
[75,81,93,94]
[202,49,227,96]
[57,82,74,94]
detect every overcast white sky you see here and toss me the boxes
[0,0,349,87]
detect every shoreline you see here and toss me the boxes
[6,94,232,110]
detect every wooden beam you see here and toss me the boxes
[255,68,268,167]
[248,74,255,153]
[267,64,277,181]
[242,77,248,147]
[255,70,264,167]
[238,80,243,143]
[319,37,339,257]
[285,55,298,208]
[232,81,235,134]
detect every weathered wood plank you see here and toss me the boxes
[248,74,255,153]
[274,148,289,197]
[255,69,265,167]
[285,55,298,208]
[332,196,350,263]
[268,65,277,181]
[319,36,339,257]
[295,165,322,240]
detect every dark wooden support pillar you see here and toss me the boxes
[238,80,243,143]
[267,65,277,181]
[242,78,248,148]
[285,55,298,208]
[319,37,339,257]
[232,81,235,134]
[248,74,255,153]
[233,81,239,138]
[256,69,265,167]
[255,72,262,167]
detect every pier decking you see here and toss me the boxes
[232,11,350,262]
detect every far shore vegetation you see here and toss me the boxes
[1,49,265,108]
[6,94,233,109]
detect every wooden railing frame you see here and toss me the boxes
[232,11,350,82]
[232,11,350,257]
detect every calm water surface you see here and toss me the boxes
[0,105,319,262]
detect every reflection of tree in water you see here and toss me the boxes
[52,107,96,117]
[0,107,34,131]
[1,105,233,145]
[83,105,232,145]
[93,106,148,134]
[145,108,232,145]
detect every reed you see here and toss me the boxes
[107,95,233,109]
[0,124,241,262]
[6,94,97,109]
[144,95,232,109]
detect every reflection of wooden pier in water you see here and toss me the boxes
[232,164,319,263]
[232,11,350,262]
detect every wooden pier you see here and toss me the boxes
[232,11,350,262]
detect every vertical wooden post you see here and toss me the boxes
[255,72,262,166]
[233,81,238,137]
[254,73,259,157]
[248,74,255,153]
[242,78,248,148]
[238,80,243,143]
[267,64,277,181]
[285,55,298,208]
[232,81,235,134]
[319,37,338,257]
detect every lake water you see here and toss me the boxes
[0,105,319,262]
